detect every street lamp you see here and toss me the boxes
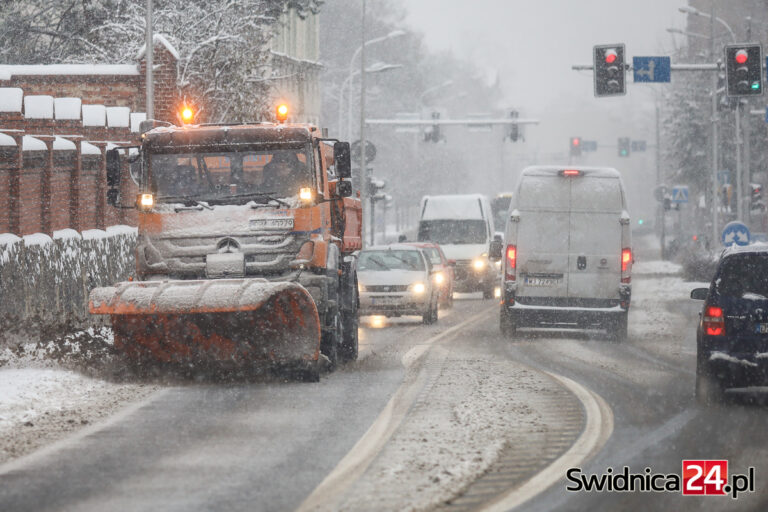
[340,29,407,140]
[419,80,453,104]
[679,6,736,42]
[338,62,403,138]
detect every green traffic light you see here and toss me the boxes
[751,82,761,90]
[638,219,644,225]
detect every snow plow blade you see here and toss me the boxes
[89,279,320,368]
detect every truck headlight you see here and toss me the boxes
[137,193,154,211]
[299,187,313,202]
[410,282,426,294]
[473,258,486,271]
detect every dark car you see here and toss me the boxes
[691,244,768,404]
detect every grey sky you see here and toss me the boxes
[403,0,690,218]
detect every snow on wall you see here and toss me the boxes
[23,95,54,119]
[130,112,147,133]
[82,104,106,127]
[0,64,139,77]
[0,133,16,146]
[22,135,46,152]
[0,88,23,112]
[53,137,76,151]
[54,97,82,120]
[106,106,130,128]
[136,34,180,61]
[0,226,136,345]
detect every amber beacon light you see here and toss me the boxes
[276,103,289,122]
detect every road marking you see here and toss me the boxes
[0,388,170,476]
[296,306,496,512]
[479,370,614,512]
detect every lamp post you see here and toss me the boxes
[419,80,454,105]
[145,0,153,119]
[337,62,403,142]
[679,6,746,224]
[342,29,406,140]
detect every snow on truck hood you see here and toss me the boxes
[358,270,427,286]
[438,243,488,261]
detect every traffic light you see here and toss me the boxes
[507,110,519,142]
[725,44,763,97]
[751,183,765,212]
[569,137,582,157]
[618,137,630,157]
[594,44,626,97]
[424,112,442,143]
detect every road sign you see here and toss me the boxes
[670,185,689,203]
[633,56,671,83]
[351,140,376,164]
[631,140,647,152]
[721,221,751,247]
[765,105,768,123]
[717,170,731,186]
[581,140,598,152]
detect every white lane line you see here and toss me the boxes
[0,388,170,476]
[479,371,614,512]
[295,306,496,512]
[611,408,698,466]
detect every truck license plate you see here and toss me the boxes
[250,218,294,230]
[755,323,768,334]
[525,277,562,287]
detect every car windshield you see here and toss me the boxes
[150,146,312,203]
[418,220,487,245]
[358,250,425,271]
[716,254,768,299]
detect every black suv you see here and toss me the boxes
[691,245,768,405]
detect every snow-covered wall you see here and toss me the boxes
[0,226,136,345]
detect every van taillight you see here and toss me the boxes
[621,248,632,283]
[703,305,725,336]
[562,169,581,176]
[505,245,516,281]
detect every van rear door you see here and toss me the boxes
[516,176,570,298]
[567,176,623,300]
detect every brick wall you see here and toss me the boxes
[0,39,179,237]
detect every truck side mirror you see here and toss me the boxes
[336,180,352,198]
[334,142,352,179]
[106,148,121,207]
[489,235,503,261]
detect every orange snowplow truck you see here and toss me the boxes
[90,119,362,381]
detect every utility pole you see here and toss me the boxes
[359,0,369,246]
[709,5,719,245]
[145,0,154,119]
[735,101,743,219]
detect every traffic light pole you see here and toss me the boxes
[735,102,743,220]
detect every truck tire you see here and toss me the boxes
[297,361,321,383]
[338,269,359,364]
[321,307,341,371]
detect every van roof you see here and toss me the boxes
[521,166,621,178]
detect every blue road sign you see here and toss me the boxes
[582,140,598,152]
[765,105,768,124]
[717,170,731,186]
[633,56,671,83]
[722,221,751,247]
[670,185,689,203]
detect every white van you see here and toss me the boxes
[417,194,497,298]
[494,166,632,340]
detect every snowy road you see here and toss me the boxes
[2,266,768,510]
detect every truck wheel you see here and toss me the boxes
[297,361,320,383]
[500,308,517,338]
[339,309,359,363]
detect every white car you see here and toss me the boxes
[357,244,439,324]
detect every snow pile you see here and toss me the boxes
[81,141,101,155]
[82,104,106,127]
[54,97,82,120]
[52,137,76,151]
[106,106,130,128]
[632,260,682,276]
[23,95,54,119]
[22,135,46,151]
[0,87,23,112]
[22,233,53,247]
[0,64,139,77]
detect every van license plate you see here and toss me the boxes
[525,277,562,287]
[755,323,768,334]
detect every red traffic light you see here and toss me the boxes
[571,137,580,146]
[605,49,618,64]
[735,49,749,64]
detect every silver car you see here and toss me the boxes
[357,244,439,324]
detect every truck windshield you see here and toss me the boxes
[150,146,312,203]
[418,220,487,245]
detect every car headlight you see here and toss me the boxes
[473,258,486,271]
[358,283,365,293]
[410,282,426,294]
[434,272,444,285]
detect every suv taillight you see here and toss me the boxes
[703,305,725,336]
[505,245,516,281]
[621,248,632,283]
